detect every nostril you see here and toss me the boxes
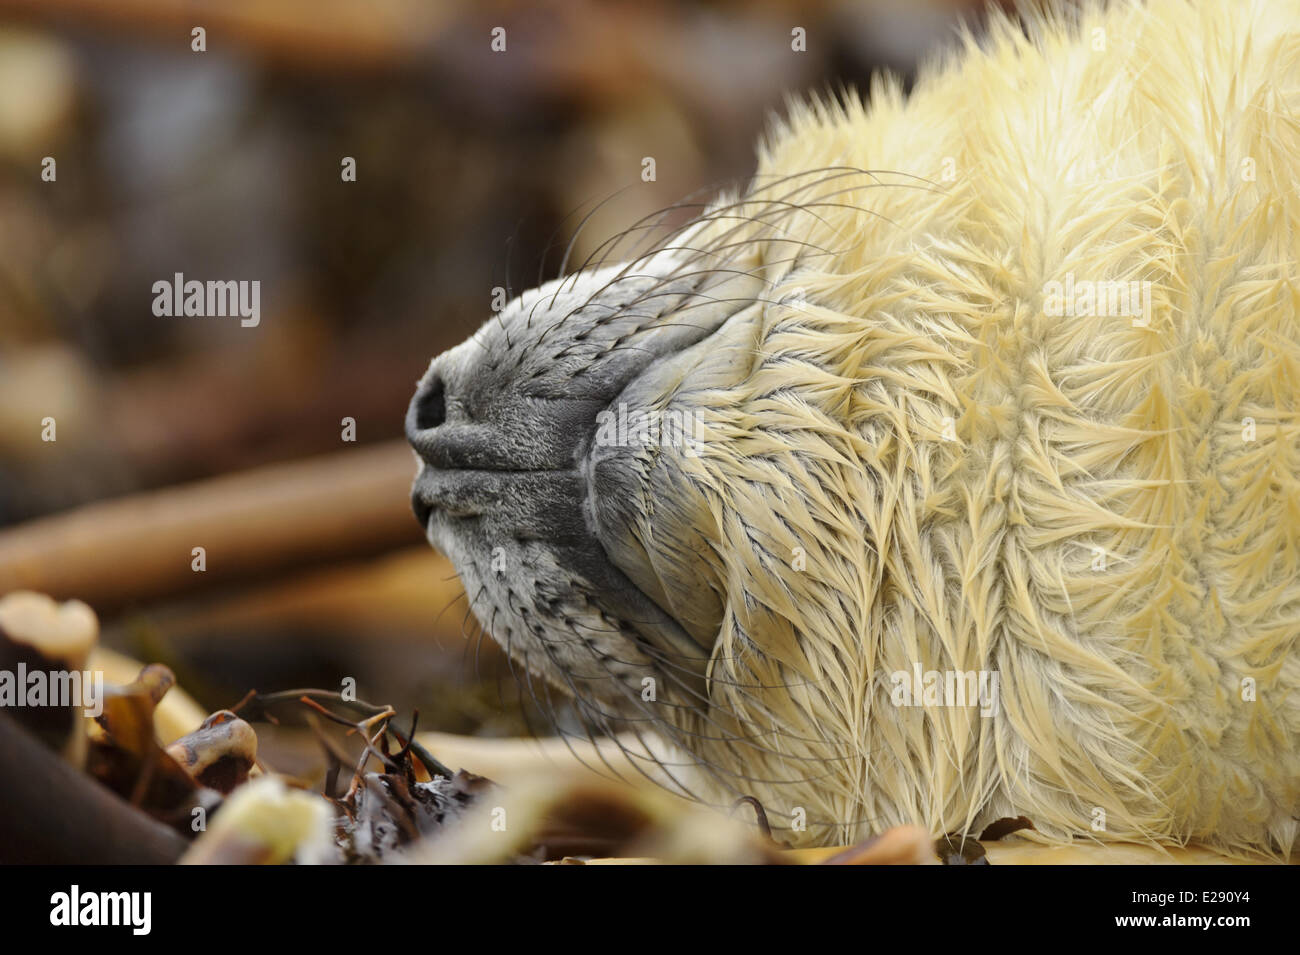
[412,374,446,432]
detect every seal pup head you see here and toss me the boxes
[405,174,869,812]
[405,208,765,693]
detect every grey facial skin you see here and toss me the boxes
[406,244,765,717]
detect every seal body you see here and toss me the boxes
[409,0,1300,854]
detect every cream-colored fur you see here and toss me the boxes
[624,0,1300,855]
[411,0,1300,856]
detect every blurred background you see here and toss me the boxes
[0,0,1002,758]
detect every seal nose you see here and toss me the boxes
[407,368,447,530]
[408,371,446,436]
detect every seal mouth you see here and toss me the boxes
[405,368,583,525]
[410,465,579,530]
[405,384,596,534]
[410,481,483,525]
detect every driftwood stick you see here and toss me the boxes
[0,440,423,613]
[0,711,189,864]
